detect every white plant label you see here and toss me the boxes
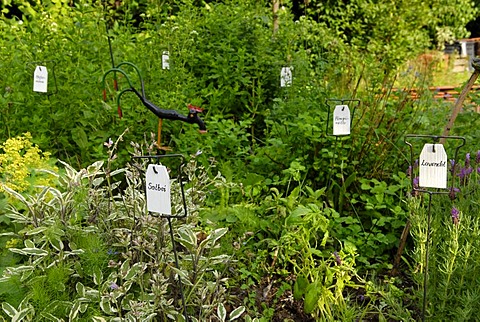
[33,66,48,92]
[145,164,171,215]
[419,143,447,189]
[333,105,351,135]
[162,51,170,70]
[280,67,292,87]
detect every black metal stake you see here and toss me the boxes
[168,217,189,321]
[422,191,433,322]
[132,154,189,322]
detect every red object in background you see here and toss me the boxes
[188,104,203,112]
[117,105,123,118]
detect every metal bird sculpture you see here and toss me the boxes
[102,62,206,132]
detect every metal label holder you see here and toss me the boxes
[325,98,361,136]
[131,153,189,321]
[404,134,465,322]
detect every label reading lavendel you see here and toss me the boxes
[162,51,170,70]
[146,164,171,214]
[33,66,48,93]
[419,143,447,189]
[280,67,292,87]
[333,105,351,135]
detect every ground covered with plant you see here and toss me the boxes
[1,0,480,321]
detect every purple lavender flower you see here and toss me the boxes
[465,153,471,167]
[406,165,412,177]
[476,151,480,164]
[451,207,460,225]
[413,177,419,188]
[458,167,473,185]
[110,282,119,290]
[449,187,460,200]
[449,159,456,175]
[333,251,342,266]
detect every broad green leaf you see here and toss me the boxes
[92,177,104,187]
[24,239,35,248]
[304,283,321,314]
[4,211,30,223]
[321,230,329,247]
[229,306,245,321]
[1,185,30,210]
[286,206,310,225]
[109,168,125,176]
[170,267,193,286]
[144,313,157,321]
[123,262,142,280]
[10,247,48,256]
[93,267,103,285]
[71,127,89,150]
[209,254,230,265]
[85,289,100,300]
[100,297,114,315]
[69,301,81,321]
[92,317,108,322]
[8,265,35,274]
[293,275,309,300]
[40,312,62,321]
[177,227,197,252]
[76,282,86,297]
[120,259,131,277]
[200,227,228,249]
[217,303,226,322]
[2,302,17,318]
[25,227,47,235]
[12,307,30,322]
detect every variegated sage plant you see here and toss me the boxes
[0,133,246,322]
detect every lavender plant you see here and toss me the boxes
[409,151,480,320]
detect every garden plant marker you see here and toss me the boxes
[162,51,170,70]
[323,99,367,237]
[27,60,58,96]
[419,143,447,189]
[33,66,48,93]
[325,98,360,137]
[145,164,171,215]
[280,66,292,87]
[333,105,351,136]
[405,134,465,322]
[324,99,361,191]
[133,154,189,322]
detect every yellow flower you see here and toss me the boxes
[0,132,57,192]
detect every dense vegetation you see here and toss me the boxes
[1,0,480,320]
